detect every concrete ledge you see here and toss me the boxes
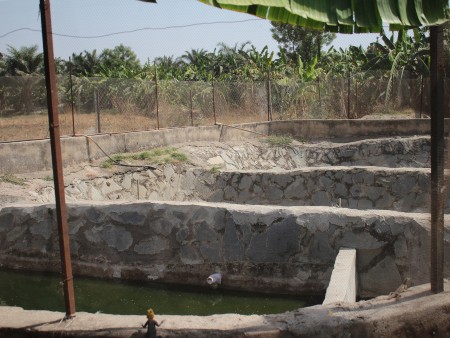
[323,248,357,305]
[0,281,449,337]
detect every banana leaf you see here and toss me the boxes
[197,0,449,32]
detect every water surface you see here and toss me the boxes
[0,269,322,316]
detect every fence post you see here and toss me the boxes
[95,89,101,133]
[69,57,75,136]
[212,78,217,125]
[419,75,424,118]
[317,75,322,113]
[266,68,272,121]
[347,72,351,119]
[190,89,194,126]
[355,79,358,118]
[154,63,160,130]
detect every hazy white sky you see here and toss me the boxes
[0,0,379,63]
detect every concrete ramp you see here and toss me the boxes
[323,248,357,305]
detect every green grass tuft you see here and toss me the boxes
[100,147,188,168]
[1,174,26,186]
[264,135,293,147]
[209,165,222,173]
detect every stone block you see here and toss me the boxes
[180,245,203,264]
[284,177,306,200]
[239,175,253,191]
[223,221,244,261]
[30,220,53,240]
[265,187,283,201]
[134,237,168,255]
[265,218,300,263]
[359,256,402,296]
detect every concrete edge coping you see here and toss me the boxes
[0,281,449,337]
[323,248,357,305]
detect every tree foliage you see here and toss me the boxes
[3,45,43,76]
[1,23,449,118]
[198,0,449,33]
[271,23,335,65]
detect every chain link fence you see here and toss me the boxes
[0,71,448,142]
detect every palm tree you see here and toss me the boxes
[4,45,43,76]
[70,50,101,77]
[180,48,214,80]
[3,45,44,114]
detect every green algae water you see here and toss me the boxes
[0,269,322,315]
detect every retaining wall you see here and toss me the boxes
[39,166,435,213]
[0,119,437,174]
[1,201,449,297]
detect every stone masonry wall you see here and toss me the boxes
[56,166,435,213]
[25,136,434,212]
[1,202,449,297]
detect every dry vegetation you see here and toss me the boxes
[0,107,267,142]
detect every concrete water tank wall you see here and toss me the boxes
[1,202,449,297]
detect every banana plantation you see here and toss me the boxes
[0,25,449,142]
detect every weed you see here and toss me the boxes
[294,136,310,143]
[131,151,151,160]
[100,147,188,168]
[209,165,222,173]
[264,135,293,147]
[1,174,26,186]
[100,161,113,169]
[170,152,188,162]
[111,154,126,162]
[151,149,164,157]
[43,175,53,181]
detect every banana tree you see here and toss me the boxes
[198,0,448,32]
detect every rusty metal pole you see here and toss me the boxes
[189,89,194,127]
[95,90,101,133]
[40,0,76,317]
[430,25,445,294]
[154,62,160,130]
[267,67,272,121]
[419,75,424,119]
[69,57,75,136]
[347,73,351,119]
[212,79,217,125]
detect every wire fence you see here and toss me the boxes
[0,71,448,142]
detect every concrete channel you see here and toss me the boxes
[1,119,450,337]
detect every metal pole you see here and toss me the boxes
[267,68,272,121]
[40,0,76,318]
[355,79,358,118]
[154,63,160,129]
[95,90,101,133]
[347,73,351,119]
[212,79,217,125]
[430,25,445,294]
[419,75,424,119]
[317,75,321,113]
[69,57,75,136]
[189,89,194,127]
